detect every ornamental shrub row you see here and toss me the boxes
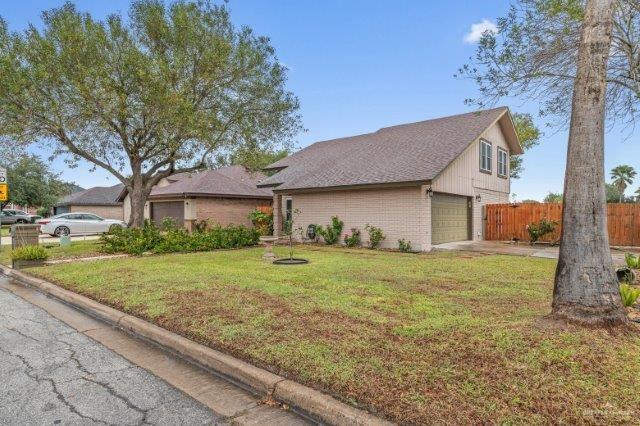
[100,220,259,256]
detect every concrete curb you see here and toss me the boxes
[0,265,392,426]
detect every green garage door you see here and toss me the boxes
[431,193,471,245]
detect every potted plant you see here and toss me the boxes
[273,208,309,265]
[11,245,49,269]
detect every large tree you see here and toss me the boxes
[0,1,301,227]
[462,0,636,326]
[510,112,541,179]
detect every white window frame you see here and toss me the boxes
[479,139,492,173]
[497,147,508,178]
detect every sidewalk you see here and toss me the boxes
[0,234,100,247]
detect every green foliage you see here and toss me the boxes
[249,209,273,236]
[343,228,361,248]
[10,245,49,261]
[316,216,344,245]
[527,218,557,243]
[36,207,50,217]
[0,1,301,227]
[625,253,640,269]
[1,155,74,209]
[619,284,640,307]
[543,192,563,203]
[213,148,290,175]
[100,220,259,256]
[398,239,413,253]
[610,165,637,202]
[510,113,541,179]
[365,224,386,249]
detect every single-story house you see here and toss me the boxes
[119,165,272,229]
[53,184,125,220]
[258,107,523,251]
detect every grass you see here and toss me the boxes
[1,226,9,237]
[0,240,104,266]
[30,245,640,424]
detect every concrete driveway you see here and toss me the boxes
[433,240,632,265]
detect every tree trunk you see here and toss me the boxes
[553,0,627,326]
[127,162,152,229]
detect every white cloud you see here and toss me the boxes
[464,19,498,43]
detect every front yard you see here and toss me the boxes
[0,240,103,266]
[29,245,640,424]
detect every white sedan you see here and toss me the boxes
[38,213,127,237]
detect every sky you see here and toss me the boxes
[0,0,637,201]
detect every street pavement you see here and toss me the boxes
[0,285,222,425]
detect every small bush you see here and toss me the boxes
[344,228,361,247]
[316,216,344,245]
[11,245,49,261]
[100,220,259,255]
[365,224,385,249]
[526,218,557,243]
[625,253,640,269]
[620,283,640,307]
[249,209,273,236]
[398,239,412,253]
[36,207,50,218]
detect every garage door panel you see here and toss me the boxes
[151,202,184,227]
[431,194,470,245]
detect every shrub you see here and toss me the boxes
[620,283,640,307]
[100,221,259,255]
[398,239,412,253]
[625,253,640,269]
[249,209,273,236]
[36,207,50,218]
[11,245,49,261]
[343,228,361,247]
[526,218,557,243]
[316,216,344,245]
[365,224,385,249]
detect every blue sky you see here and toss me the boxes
[1,1,637,200]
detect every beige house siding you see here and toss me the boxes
[69,205,124,221]
[283,185,432,250]
[196,198,271,227]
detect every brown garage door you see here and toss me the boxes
[431,193,471,245]
[150,202,184,227]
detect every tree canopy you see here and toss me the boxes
[510,112,541,179]
[0,1,302,226]
[610,164,636,202]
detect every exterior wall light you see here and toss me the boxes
[426,187,433,198]
[475,194,482,202]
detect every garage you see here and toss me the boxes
[150,201,184,227]
[431,193,471,245]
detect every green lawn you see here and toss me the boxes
[0,240,104,266]
[1,226,9,237]
[30,245,640,424]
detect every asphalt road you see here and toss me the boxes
[0,286,221,425]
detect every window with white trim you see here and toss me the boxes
[497,147,508,177]
[480,139,492,173]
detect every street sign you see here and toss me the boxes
[0,167,5,184]
[0,184,7,202]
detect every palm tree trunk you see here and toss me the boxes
[552,0,627,326]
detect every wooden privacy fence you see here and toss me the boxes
[484,203,640,247]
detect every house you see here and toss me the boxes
[258,107,522,251]
[119,165,272,229]
[53,184,125,220]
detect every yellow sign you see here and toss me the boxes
[0,184,7,202]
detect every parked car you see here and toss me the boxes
[37,213,127,237]
[0,210,31,225]
[3,209,42,223]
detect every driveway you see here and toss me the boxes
[0,276,309,425]
[433,240,631,265]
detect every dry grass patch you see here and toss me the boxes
[31,245,640,424]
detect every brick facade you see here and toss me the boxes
[195,198,272,227]
[70,205,124,221]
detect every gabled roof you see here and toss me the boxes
[147,165,273,200]
[56,184,124,207]
[259,107,522,191]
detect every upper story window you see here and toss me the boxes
[497,147,508,178]
[479,139,492,173]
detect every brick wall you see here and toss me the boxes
[70,205,124,221]
[284,185,431,250]
[196,198,272,227]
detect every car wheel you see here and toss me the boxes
[54,226,70,237]
[108,224,123,233]
[16,219,27,224]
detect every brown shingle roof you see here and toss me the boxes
[56,184,124,207]
[149,166,273,199]
[259,107,520,191]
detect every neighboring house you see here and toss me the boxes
[53,184,125,220]
[119,165,272,229]
[258,107,522,251]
